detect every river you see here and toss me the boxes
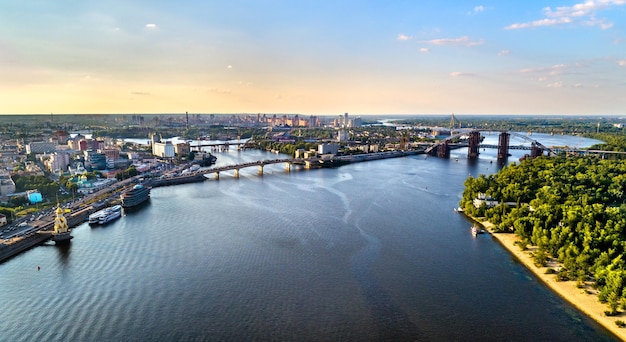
[0,133,617,341]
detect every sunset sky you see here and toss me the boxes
[1,1,625,115]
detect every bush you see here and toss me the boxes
[615,320,625,327]
[533,250,548,267]
[545,268,557,274]
[514,240,528,251]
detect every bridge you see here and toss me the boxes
[189,141,248,152]
[425,130,554,163]
[202,158,298,179]
[156,150,424,184]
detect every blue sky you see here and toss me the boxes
[1,1,625,115]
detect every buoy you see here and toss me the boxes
[37,266,40,271]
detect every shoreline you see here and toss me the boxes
[470,217,626,341]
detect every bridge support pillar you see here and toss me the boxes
[285,162,291,173]
[497,132,510,163]
[305,161,311,169]
[214,171,220,180]
[437,141,450,159]
[468,131,480,160]
[234,169,239,178]
[530,143,543,158]
[258,165,263,176]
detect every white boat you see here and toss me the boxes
[471,225,485,237]
[89,205,122,225]
[88,210,106,224]
[99,205,122,224]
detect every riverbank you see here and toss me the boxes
[471,218,626,340]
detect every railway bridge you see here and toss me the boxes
[425,130,554,163]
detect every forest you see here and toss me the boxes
[460,155,626,314]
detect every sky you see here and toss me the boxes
[0,1,625,115]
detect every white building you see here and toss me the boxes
[318,143,339,155]
[337,130,349,142]
[152,141,175,158]
[44,152,70,173]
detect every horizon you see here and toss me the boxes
[1,1,625,115]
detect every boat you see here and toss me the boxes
[471,225,486,237]
[88,209,106,224]
[120,184,150,208]
[51,205,73,244]
[90,205,122,225]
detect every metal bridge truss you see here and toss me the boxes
[425,130,555,159]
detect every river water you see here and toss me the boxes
[0,133,618,341]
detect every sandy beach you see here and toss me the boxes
[474,219,626,340]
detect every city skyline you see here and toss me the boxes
[1,1,625,115]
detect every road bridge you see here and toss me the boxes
[189,141,248,152]
[184,150,425,181]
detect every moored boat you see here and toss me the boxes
[89,210,106,224]
[120,184,150,208]
[96,205,122,225]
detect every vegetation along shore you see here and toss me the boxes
[460,135,626,339]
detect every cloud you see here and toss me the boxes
[397,34,412,41]
[547,81,564,88]
[618,60,626,66]
[506,0,626,30]
[519,64,570,75]
[131,91,150,96]
[208,88,231,94]
[419,47,430,53]
[468,5,485,15]
[145,23,157,29]
[498,49,511,56]
[505,17,573,30]
[426,36,484,47]
[450,71,476,77]
[227,65,233,69]
[543,0,626,18]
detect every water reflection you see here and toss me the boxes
[55,243,71,266]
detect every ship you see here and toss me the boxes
[51,205,73,244]
[99,205,122,224]
[89,205,122,225]
[120,184,150,208]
